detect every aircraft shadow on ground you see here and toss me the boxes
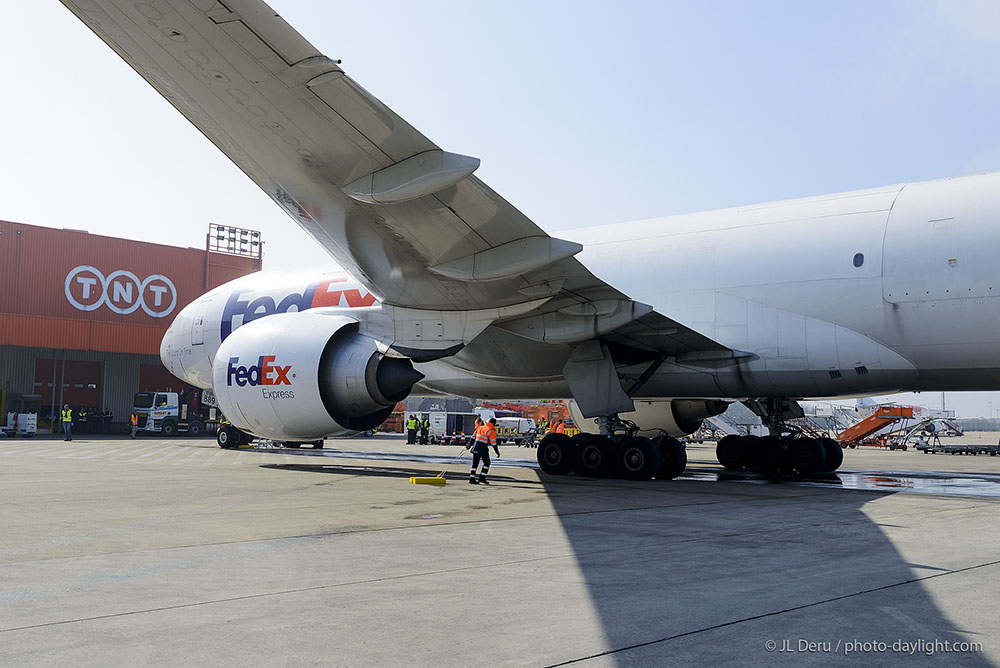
[259,447,989,666]
[531,470,990,666]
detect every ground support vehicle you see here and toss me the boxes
[2,412,37,438]
[133,391,219,437]
[495,417,538,446]
[915,441,999,456]
[427,412,481,446]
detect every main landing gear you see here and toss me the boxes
[715,398,844,475]
[536,416,687,481]
[715,433,842,474]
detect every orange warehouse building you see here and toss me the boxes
[0,220,261,430]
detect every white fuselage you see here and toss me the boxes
[162,172,1000,402]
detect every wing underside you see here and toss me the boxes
[60,0,734,395]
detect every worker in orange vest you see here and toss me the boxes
[469,417,500,485]
[554,419,565,434]
[130,412,139,439]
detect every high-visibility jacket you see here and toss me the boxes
[61,409,72,423]
[554,422,565,434]
[475,422,497,447]
[130,414,138,426]
[406,417,418,430]
[421,418,430,430]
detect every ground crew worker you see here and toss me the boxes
[555,419,565,434]
[78,408,88,435]
[406,414,418,444]
[469,417,500,485]
[130,412,139,439]
[61,404,73,441]
[419,414,430,445]
[538,418,549,434]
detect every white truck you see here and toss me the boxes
[2,412,37,438]
[420,411,537,446]
[495,417,538,446]
[133,391,218,437]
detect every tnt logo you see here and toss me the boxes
[64,265,177,318]
[226,356,292,387]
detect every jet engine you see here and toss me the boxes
[568,399,729,436]
[212,311,422,440]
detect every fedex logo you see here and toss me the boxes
[221,275,377,340]
[227,356,292,387]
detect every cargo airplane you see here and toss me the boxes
[61,0,1000,480]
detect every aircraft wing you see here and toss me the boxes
[60,0,733,365]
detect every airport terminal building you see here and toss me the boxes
[0,220,261,429]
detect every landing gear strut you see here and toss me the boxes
[536,414,687,481]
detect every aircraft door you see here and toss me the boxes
[191,299,211,345]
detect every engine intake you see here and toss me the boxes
[213,311,422,440]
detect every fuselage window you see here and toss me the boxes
[853,253,864,267]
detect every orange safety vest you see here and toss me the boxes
[555,422,565,434]
[475,422,496,446]
[130,414,138,426]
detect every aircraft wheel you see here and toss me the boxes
[616,436,661,480]
[754,435,788,473]
[790,437,826,474]
[656,436,687,480]
[217,425,239,449]
[819,437,843,472]
[716,435,746,470]
[573,434,615,478]
[537,433,574,475]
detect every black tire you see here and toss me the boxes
[217,425,238,449]
[742,435,760,468]
[819,437,844,472]
[161,419,178,437]
[616,436,661,480]
[716,435,747,470]
[537,433,575,476]
[573,434,616,478]
[656,436,687,480]
[187,420,204,437]
[754,435,788,473]
[901,445,908,451]
[238,430,254,446]
[790,437,827,474]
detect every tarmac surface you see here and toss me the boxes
[2,433,999,666]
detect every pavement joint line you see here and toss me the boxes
[0,485,848,567]
[6,536,1000,639]
[544,557,1000,667]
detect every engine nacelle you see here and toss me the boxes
[212,311,422,440]
[568,399,729,436]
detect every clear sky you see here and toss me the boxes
[3,1,1000,416]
